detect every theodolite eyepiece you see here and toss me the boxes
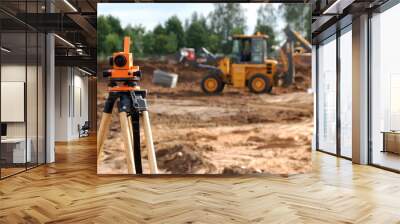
[113,55,127,67]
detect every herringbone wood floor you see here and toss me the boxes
[1,136,400,223]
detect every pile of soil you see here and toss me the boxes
[222,165,261,175]
[156,144,216,174]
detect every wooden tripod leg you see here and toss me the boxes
[97,112,112,165]
[120,112,136,174]
[128,115,133,140]
[142,111,158,174]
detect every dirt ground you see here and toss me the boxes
[97,60,313,175]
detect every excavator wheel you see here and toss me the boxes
[248,74,272,94]
[201,73,225,94]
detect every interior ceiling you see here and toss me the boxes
[311,0,390,44]
[0,32,45,65]
[52,0,96,13]
[0,1,98,72]
[0,1,96,44]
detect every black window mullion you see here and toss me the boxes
[0,19,2,179]
[73,68,75,118]
[367,11,373,165]
[44,0,48,165]
[316,45,319,151]
[336,27,341,157]
[36,0,39,167]
[25,0,28,171]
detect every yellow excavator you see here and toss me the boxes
[197,27,311,94]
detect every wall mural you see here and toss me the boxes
[97,3,313,174]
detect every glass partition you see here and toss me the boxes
[0,1,46,179]
[38,32,45,165]
[0,31,28,177]
[27,31,38,169]
[371,3,400,171]
[339,27,352,158]
[317,35,337,154]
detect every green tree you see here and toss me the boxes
[104,33,122,55]
[256,4,278,28]
[165,33,178,53]
[182,12,212,51]
[280,4,312,41]
[124,25,146,57]
[143,32,155,55]
[105,15,124,36]
[97,15,124,57]
[254,25,278,56]
[97,16,111,57]
[255,5,279,56]
[207,34,221,54]
[153,24,166,35]
[153,33,178,55]
[165,16,185,48]
[151,22,179,54]
[194,13,209,33]
[209,3,247,54]
[185,21,208,51]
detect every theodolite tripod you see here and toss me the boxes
[97,87,158,174]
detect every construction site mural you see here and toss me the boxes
[97,3,313,175]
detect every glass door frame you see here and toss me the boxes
[315,22,353,161]
[367,0,400,173]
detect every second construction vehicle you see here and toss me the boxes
[196,27,311,94]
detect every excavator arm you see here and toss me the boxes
[278,26,312,87]
[284,27,311,52]
[279,47,289,75]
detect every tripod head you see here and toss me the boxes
[103,36,142,92]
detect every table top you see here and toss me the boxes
[1,138,30,143]
[381,131,400,134]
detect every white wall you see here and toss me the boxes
[55,66,69,141]
[72,72,89,138]
[55,67,89,141]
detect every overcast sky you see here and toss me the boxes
[98,3,284,35]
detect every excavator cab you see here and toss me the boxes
[231,34,268,64]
